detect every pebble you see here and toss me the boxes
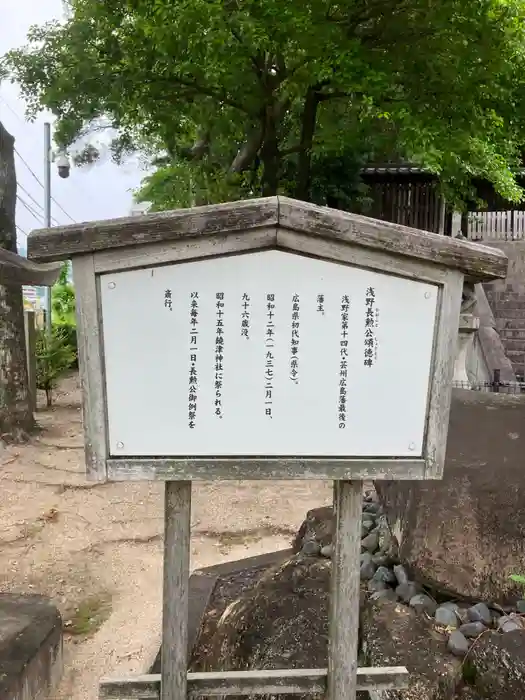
[435,604,460,628]
[363,502,380,515]
[360,555,377,581]
[361,532,379,553]
[371,554,389,567]
[301,539,321,556]
[467,602,492,626]
[320,544,333,558]
[393,564,409,587]
[498,615,523,633]
[370,588,397,603]
[368,579,387,593]
[459,621,487,638]
[373,566,397,585]
[396,581,419,603]
[409,593,437,616]
[447,630,470,657]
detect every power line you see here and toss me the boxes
[16,224,28,238]
[16,195,45,225]
[17,181,44,213]
[0,95,27,125]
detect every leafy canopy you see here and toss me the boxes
[5,0,525,208]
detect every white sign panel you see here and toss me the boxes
[100,250,438,458]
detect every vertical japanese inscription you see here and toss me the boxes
[316,293,325,314]
[265,294,275,418]
[215,293,225,418]
[339,295,350,429]
[188,292,199,429]
[364,287,377,367]
[241,293,251,339]
[290,294,300,382]
[164,289,172,310]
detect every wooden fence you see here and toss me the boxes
[467,210,525,241]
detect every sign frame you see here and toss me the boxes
[27,196,507,483]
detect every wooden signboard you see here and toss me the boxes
[27,197,507,700]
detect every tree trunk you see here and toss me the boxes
[260,106,279,197]
[0,120,35,441]
[294,87,320,201]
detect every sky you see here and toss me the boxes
[0,0,147,252]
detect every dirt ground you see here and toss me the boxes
[0,373,331,700]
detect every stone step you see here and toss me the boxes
[485,291,525,303]
[493,308,525,318]
[489,302,525,313]
[506,350,525,365]
[500,328,525,339]
[500,338,525,352]
[497,317,525,330]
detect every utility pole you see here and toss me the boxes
[43,122,52,334]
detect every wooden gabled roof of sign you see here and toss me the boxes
[26,196,507,283]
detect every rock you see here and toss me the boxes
[470,630,525,700]
[447,630,470,657]
[320,544,333,558]
[301,539,320,556]
[360,555,377,581]
[372,553,390,567]
[497,615,524,633]
[363,502,380,515]
[361,597,463,699]
[368,579,388,593]
[516,599,525,614]
[375,390,525,604]
[361,532,379,553]
[202,554,334,679]
[373,566,397,585]
[292,506,333,552]
[393,564,409,586]
[459,621,487,638]
[467,602,492,626]
[370,588,397,603]
[396,581,419,603]
[409,594,437,616]
[435,604,460,628]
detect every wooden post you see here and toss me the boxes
[327,480,363,700]
[24,310,37,413]
[162,481,192,700]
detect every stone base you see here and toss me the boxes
[150,549,293,674]
[0,594,63,700]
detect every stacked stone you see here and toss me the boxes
[300,490,525,658]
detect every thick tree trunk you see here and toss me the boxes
[294,87,320,201]
[260,107,279,197]
[0,120,35,441]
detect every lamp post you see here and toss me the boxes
[43,122,70,334]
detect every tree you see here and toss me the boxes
[5,0,525,209]
[0,120,35,441]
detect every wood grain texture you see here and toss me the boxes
[328,481,363,700]
[0,248,62,286]
[423,270,464,478]
[278,196,507,283]
[72,255,108,481]
[93,227,278,274]
[99,666,410,698]
[106,458,427,481]
[162,481,191,700]
[28,196,507,284]
[28,198,278,262]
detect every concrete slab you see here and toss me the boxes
[0,595,63,700]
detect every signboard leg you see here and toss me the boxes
[161,481,191,700]
[327,480,363,700]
